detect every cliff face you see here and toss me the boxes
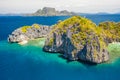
[30,7,76,16]
[43,16,116,63]
[8,24,51,43]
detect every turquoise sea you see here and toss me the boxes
[0,15,120,80]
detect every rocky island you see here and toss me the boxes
[8,24,51,44]
[27,7,77,16]
[8,16,120,64]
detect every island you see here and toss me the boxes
[8,24,51,45]
[26,7,77,16]
[8,16,120,64]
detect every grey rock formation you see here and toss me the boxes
[77,34,109,63]
[8,29,29,43]
[43,29,109,63]
[43,30,77,61]
[43,16,110,64]
[8,24,51,43]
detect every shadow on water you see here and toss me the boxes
[77,59,97,66]
[58,54,97,67]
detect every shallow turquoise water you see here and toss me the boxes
[0,40,120,80]
[0,15,120,80]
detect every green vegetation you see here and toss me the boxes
[48,38,54,46]
[20,24,40,33]
[52,16,96,33]
[32,24,40,29]
[20,26,31,33]
[98,21,120,42]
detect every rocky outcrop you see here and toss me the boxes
[43,16,115,63]
[27,7,77,16]
[8,16,120,64]
[8,29,29,43]
[8,24,51,43]
[77,34,109,63]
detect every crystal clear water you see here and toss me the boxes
[0,15,120,80]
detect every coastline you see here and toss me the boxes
[18,40,28,45]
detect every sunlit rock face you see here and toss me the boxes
[43,16,120,64]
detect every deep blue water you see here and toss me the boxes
[0,15,120,80]
[0,16,70,40]
[0,14,120,40]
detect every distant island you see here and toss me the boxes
[8,16,120,64]
[0,7,120,16]
[26,7,77,16]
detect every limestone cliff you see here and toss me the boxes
[43,16,119,63]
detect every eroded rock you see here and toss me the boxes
[43,16,111,63]
[8,24,51,43]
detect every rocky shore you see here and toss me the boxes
[8,24,51,44]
